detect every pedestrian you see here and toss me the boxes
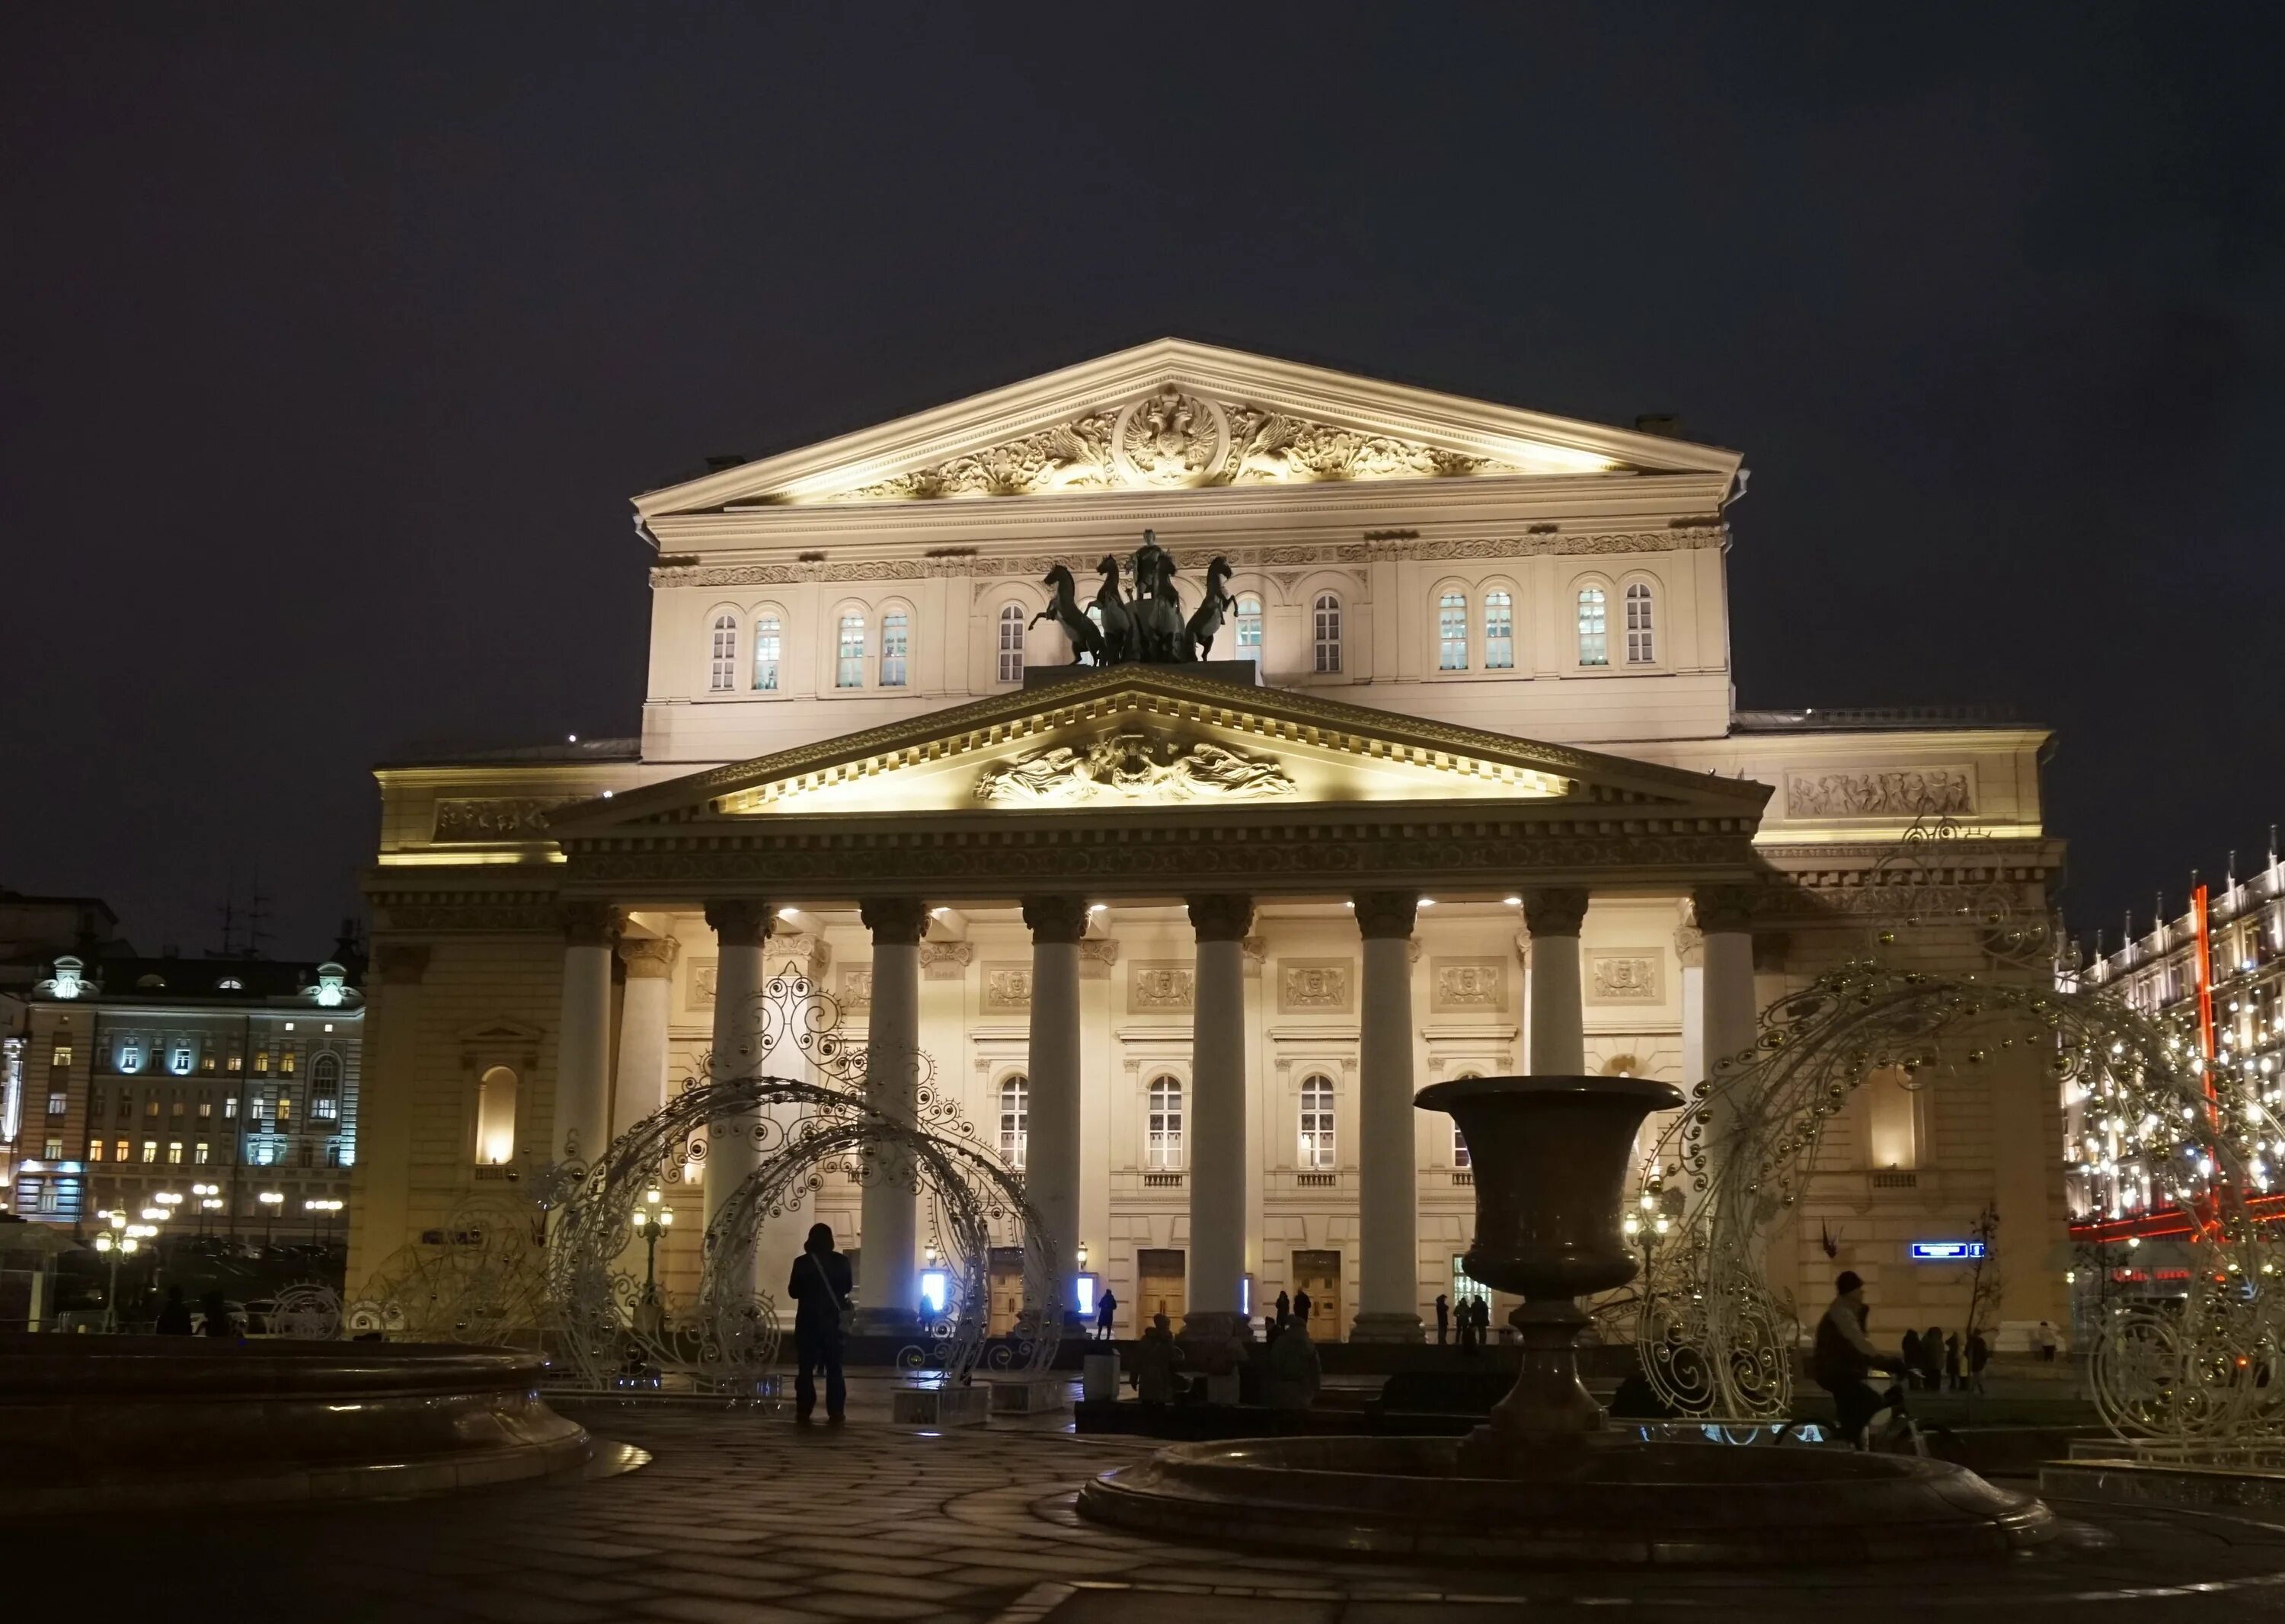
[1274,1290,1291,1331]
[1967,1330,1991,1395]
[1900,1327,1922,1389]
[197,1290,236,1339]
[1293,1287,1312,1334]
[787,1221,853,1424]
[1919,1324,1945,1392]
[155,1285,193,1335]
[1814,1271,1903,1448]
[1264,1316,1322,1411]
[1130,1311,1184,1405]
[2037,1320,2060,1363]
[1435,1293,1450,1346]
[1943,1331,1962,1392]
[1095,1287,1118,1342]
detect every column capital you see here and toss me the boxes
[1673,925,1706,968]
[920,941,973,980]
[617,935,680,978]
[1353,890,1417,941]
[860,897,932,947]
[1187,894,1255,943]
[703,899,772,947]
[1689,884,1758,935]
[560,902,622,947]
[1521,887,1590,938]
[1021,895,1089,945]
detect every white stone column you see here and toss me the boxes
[1184,894,1253,1342]
[702,900,770,1296]
[1692,887,1758,1090]
[1523,888,1589,1075]
[610,935,679,1139]
[553,903,618,1167]
[1352,890,1422,1342]
[855,897,927,1334]
[1023,897,1086,1318]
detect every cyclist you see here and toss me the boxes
[1813,1271,1905,1448]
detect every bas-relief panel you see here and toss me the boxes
[981,963,1033,1015]
[1588,951,1663,1005]
[1127,961,1194,1013]
[1783,767,1976,820]
[686,959,718,1015]
[838,967,872,1014]
[430,798,576,842]
[1431,957,1508,1015]
[1278,959,1353,1015]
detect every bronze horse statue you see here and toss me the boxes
[1130,548,1190,663]
[1093,556,1136,663]
[1033,563,1104,665]
[1184,556,1236,660]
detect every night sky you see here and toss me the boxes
[4,5,2279,960]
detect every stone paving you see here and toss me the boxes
[20,1385,2285,1621]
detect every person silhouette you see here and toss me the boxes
[788,1223,854,1424]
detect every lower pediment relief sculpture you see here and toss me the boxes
[1785,768,1974,820]
[973,728,1296,807]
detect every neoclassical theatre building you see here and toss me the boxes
[355,340,2066,1344]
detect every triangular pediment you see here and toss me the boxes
[550,669,1770,834]
[635,339,1741,516]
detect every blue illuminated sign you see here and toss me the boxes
[917,1268,949,1316]
[1908,1241,1987,1261]
[1074,1272,1098,1319]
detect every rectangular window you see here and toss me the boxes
[314,1093,338,1121]
[1484,591,1514,670]
[226,1053,241,1073]
[996,606,1025,684]
[113,1139,129,1163]
[277,1095,293,1124]
[1453,1123,1472,1168]
[145,1098,159,1118]
[709,615,737,691]
[171,1096,185,1119]
[140,1141,158,1164]
[1577,588,1609,667]
[753,618,781,692]
[280,1047,296,1076]
[37,1184,59,1216]
[43,1137,62,1159]
[166,1141,184,1165]
[47,1092,66,1117]
[1624,583,1656,664]
[1437,593,1468,670]
[224,1097,238,1120]
[88,1138,105,1161]
[837,614,866,689]
[254,1051,269,1074]
[51,1045,72,1068]
[880,610,909,688]
[1312,596,1341,674]
[117,1089,133,1120]
[193,1142,210,1165]
[198,1095,213,1119]
[171,1047,192,1075]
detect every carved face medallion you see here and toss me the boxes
[1112,386,1229,487]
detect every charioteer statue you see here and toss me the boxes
[1031,530,1236,667]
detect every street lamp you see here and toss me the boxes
[92,1210,140,1331]
[304,1197,343,1246]
[629,1188,672,1306]
[190,1183,217,1236]
[257,1190,283,1250]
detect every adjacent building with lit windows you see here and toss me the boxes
[16,955,363,1236]
[356,340,2066,1344]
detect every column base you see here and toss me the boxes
[851,1306,920,1338]
[1347,1311,1425,1344]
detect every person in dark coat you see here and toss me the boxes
[1919,1325,1945,1392]
[1292,1287,1312,1332]
[1095,1288,1118,1341]
[155,1285,193,1335]
[1944,1332,1963,1392]
[1900,1327,1923,1389]
[1967,1330,1991,1395]
[1274,1290,1291,1331]
[1434,1293,1450,1346]
[787,1222,854,1424]
[197,1290,236,1339]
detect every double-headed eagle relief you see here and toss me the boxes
[1032,530,1237,667]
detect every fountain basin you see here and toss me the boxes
[1079,1435,2058,1566]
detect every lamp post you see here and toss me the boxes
[630,1188,672,1337]
[92,1210,141,1331]
[305,1197,343,1247]
[190,1183,217,1238]
[257,1190,283,1251]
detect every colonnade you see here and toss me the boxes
[548,884,1762,1341]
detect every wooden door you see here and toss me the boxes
[1291,1248,1343,1341]
[987,1245,1024,1337]
[1136,1248,1186,1327]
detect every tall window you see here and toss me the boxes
[1299,1073,1335,1170]
[836,612,866,689]
[709,613,738,691]
[1437,591,1468,670]
[1235,595,1264,670]
[880,609,909,688]
[1484,590,1514,670]
[753,615,781,691]
[310,1053,340,1120]
[997,604,1026,683]
[1146,1076,1184,1171]
[998,1075,1028,1169]
[476,1065,517,1165]
[1312,593,1342,674]
[1625,581,1656,663]
[1577,587,1609,667]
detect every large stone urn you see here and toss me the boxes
[1414,1073,1680,1473]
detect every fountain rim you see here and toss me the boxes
[1413,1073,1685,1114]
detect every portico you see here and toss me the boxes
[527,666,1769,1337]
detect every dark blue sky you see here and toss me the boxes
[3,3,2278,956]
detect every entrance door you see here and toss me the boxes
[1136,1248,1186,1326]
[1291,1248,1343,1341]
[986,1245,1024,1337]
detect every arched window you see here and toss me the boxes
[709,614,738,692]
[1437,591,1468,670]
[753,615,781,691]
[310,1053,340,1120]
[836,612,866,689]
[1312,593,1342,674]
[998,1074,1028,1169]
[1146,1075,1184,1171]
[475,1066,517,1165]
[1299,1073,1335,1170]
[880,609,909,688]
[1235,595,1264,670]
[1576,587,1609,667]
[1624,581,1656,664]
[997,604,1026,683]
[1484,590,1514,670]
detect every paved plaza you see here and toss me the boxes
[21,1384,2285,1622]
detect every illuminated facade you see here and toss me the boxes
[356,340,2066,1344]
